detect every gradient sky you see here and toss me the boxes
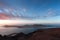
[0,0,60,35]
[0,0,60,23]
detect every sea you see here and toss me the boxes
[0,24,60,35]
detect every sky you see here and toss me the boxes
[0,0,60,24]
[0,0,60,35]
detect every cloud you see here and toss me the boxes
[22,8,26,12]
[0,8,36,19]
[0,13,9,20]
[43,8,55,18]
[47,8,53,16]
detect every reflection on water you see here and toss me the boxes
[0,27,37,35]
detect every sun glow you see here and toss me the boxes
[0,20,35,26]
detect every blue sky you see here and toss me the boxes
[0,0,60,23]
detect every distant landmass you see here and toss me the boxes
[4,24,46,28]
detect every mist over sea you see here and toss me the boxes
[0,24,60,35]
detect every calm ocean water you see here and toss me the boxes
[0,24,60,35]
[0,27,38,35]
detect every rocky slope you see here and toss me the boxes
[0,28,60,40]
[27,28,60,40]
